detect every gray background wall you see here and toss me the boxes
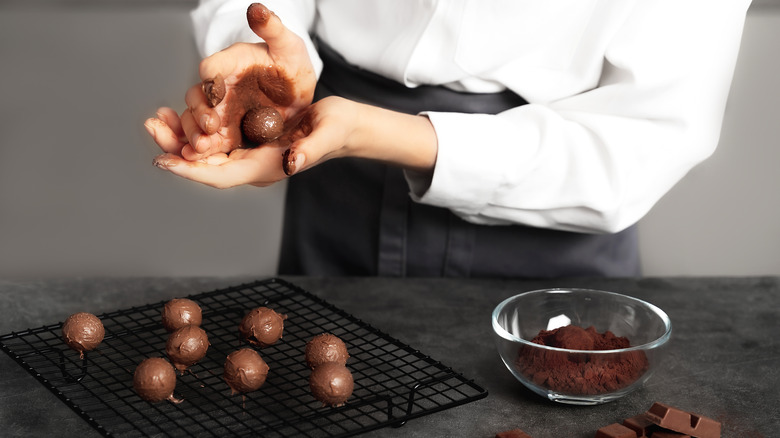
[1,1,778,278]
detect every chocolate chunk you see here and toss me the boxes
[595,423,638,438]
[645,403,721,438]
[623,414,661,438]
[495,429,533,438]
[650,432,692,438]
[202,74,226,107]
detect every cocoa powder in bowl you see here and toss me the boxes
[515,325,649,396]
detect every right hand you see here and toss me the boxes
[145,3,317,161]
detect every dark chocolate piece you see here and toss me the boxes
[623,414,661,438]
[309,362,353,407]
[61,312,105,358]
[305,333,349,369]
[239,306,286,348]
[223,348,269,394]
[161,298,202,332]
[202,74,226,107]
[241,106,284,146]
[133,357,180,403]
[595,423,638,438]
[165,325,209,373]
[645,403,721,438]
[495,429,533,438]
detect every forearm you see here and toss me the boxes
[346,103,438,174]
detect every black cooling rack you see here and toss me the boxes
[0,278,487,437]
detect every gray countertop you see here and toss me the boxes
[1,276,778,437]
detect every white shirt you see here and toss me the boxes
[191,0,751,233]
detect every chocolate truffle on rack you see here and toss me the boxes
[61,312,105,359]
[309,362,354,407]
[223,348,270,394]
[165,325,210,374]
[161,298,202,332]
[133,357,181,403]
[239,307,287,348]
[305,333,349,369]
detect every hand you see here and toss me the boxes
[145,3,316,162]
[150,96,439,189]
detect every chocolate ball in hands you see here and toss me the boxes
[62,312,104,358]
[241,106,284,146]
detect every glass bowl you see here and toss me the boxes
[491,288,671,405]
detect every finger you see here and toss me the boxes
[180,108,214,154]
[247,3,301,55]
[155,152,283,189]
[144,117,186,155]
[281,117,341,175]
[181,144,208,162]
[184,84,219,135]
[155,107,186,140]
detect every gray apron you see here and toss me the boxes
[278,40,640,278]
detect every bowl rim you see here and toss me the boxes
[491,288,672,354]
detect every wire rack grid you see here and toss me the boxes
[1,278,488,437]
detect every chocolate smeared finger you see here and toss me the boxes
[203,74,226,107]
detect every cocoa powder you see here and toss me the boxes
[515,325,648,395]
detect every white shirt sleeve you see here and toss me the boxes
[190,0,322,76]
[409,1,750,234]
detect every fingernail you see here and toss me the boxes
[153,155,177,169]
[282,149,305,176]
[191,132,201,150]
[144,120,156,137]
[200,114,212,132]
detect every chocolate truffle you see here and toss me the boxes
[239,307,287,348]
[202,74,226,107]
[241,106,284,145]
[166,325,209,373]
[133,357,180,403]
[62,312,104,358]
[309,362,354,407]
[223,348,270,394]
[305,333,349,369]
[161,298,202,332]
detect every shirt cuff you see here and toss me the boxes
[408,110,540,219]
